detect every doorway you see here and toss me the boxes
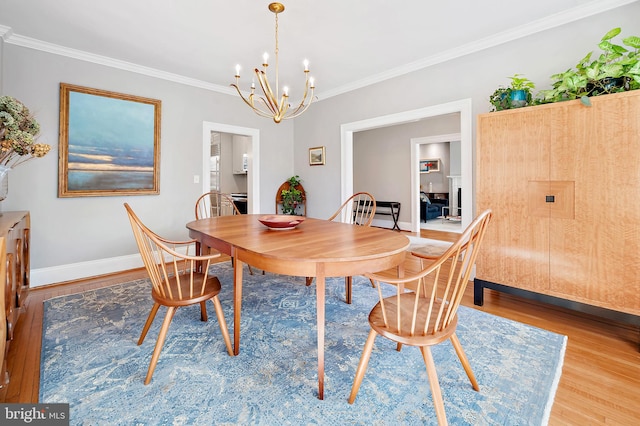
[341,99,473,233]
[202,122,261,214]
[413,133,462,233]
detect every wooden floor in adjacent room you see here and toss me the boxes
[1,230,639,425]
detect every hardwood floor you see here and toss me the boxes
[2,233,639,425]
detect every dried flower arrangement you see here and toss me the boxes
[0,95,51,167]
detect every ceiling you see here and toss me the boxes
[0,0,634,100]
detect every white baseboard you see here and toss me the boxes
[31,245,194,288]
[371,218,411,231]
[31,253,145,287]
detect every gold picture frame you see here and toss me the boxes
[309,146,325,166]
[58,83,162,197]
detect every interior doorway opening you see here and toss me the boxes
[414,134,462,233]
[202,122,260,214]
[341,99,473,234]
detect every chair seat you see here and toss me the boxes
[150,274,222,307]
[369,296,457,346]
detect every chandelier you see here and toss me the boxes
[231,2,316,123]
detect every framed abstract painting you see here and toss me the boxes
[58,83,161,197]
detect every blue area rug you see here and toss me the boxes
[40,263,566,425]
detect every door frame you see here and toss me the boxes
[340,98,473,232]
[202,122,260,214]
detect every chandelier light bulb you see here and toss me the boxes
[235,64,241,77]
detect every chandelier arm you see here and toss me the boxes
[285,83,314,117]
[278,94,289,114]
[283,93,317,120]
[254,96,283,117]
[231,84,276,119]
[276,95,290,120]
[231,84,259,109]
[254,70,280,114]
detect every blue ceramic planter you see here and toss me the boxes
[510,89,528,108]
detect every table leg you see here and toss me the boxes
[315,265,326,400]
[233,249,243,356]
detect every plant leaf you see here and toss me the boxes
[623,35,640,49]
[611,45,628,55]
[576,52,593,68]
[601,27,621,41]
[601,63,624,78]
[580,96,592,107]
[627,62,640,75]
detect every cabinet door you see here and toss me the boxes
[549,92,640,314]
[476,106,557,294]
[232,135,249,174]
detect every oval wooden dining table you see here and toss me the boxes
[186,214,410,400]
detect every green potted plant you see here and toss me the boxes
[489,74,535,111]
[280,175,304,215]
[507,74,535,108]
[489,87,511,112]
[537,27,640,105]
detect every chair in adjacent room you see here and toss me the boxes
[327,191,376,227]
[195,191,242,219]
[195,191,258,275]
[124,203,233,385]
[348,210,492,426]
[306,192,376,304]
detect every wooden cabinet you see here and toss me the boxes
[475,91,640,320]
[0,238,6,387]
[0,211,30,387]
[275,181,306,216]
[232,135,249,174]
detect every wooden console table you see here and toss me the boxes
[0,211,30,388]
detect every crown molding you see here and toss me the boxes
[319,0,639,99]
[4,32,236,96]
[0,24,13,41]
[2,0,637,100]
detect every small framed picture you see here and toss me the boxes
[419,158,440,173]
[309,146,325,166]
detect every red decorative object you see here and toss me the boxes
[258,215,305,230]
